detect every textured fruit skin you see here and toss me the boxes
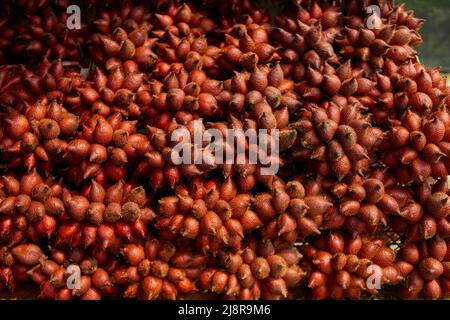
[0,0,450,301]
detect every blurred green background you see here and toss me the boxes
[405,0,450,72]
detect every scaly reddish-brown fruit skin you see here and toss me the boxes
[0,0,449,301]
